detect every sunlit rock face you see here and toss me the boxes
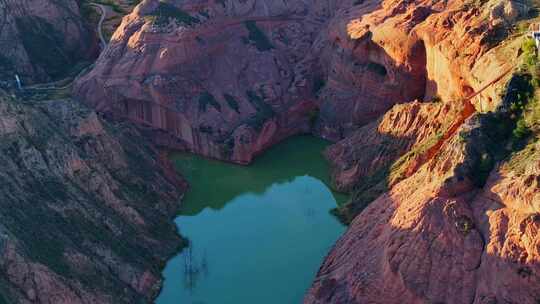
[74,0,437,163]
[74,0,519,161]
[306,117,540,304]
[0,0,97,83]
[304,0,540,303]
[75,0,334,164]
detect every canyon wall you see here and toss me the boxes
[69,0,539,303]
[306,0,539,303]
[74,0,437,163]
[306,113,540,303]
[0,0,97,84]
[0,91,186,303]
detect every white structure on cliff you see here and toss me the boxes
[530,23,540,48]
[14,74,22,90]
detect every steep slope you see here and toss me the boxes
[323,0,524,220]
[0,0,97,85]
[305,0,540,302]
[310,0,523,139]
[306,96,540,303]
[0,91,186,303]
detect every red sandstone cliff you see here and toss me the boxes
[305,0,539,303]
[74,0,442,163]
[306,119,540,303]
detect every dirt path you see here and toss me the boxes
[89,3,108,50]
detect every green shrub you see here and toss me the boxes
[522,38,537,56]
[308,107,320,127]
[455,215,474,235]
[471,152,494,187]
[366,62,387,77]
[312,77,326,96]
[513,118,531,140]
[198,92,221,112]
[93,0,124,14]
[431,95,443,103]
[224,94,240,113]
[148,2,200,27]
[244,21,274,51]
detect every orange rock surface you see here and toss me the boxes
[306,0,538,302]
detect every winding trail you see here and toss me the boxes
[89,3,108,50]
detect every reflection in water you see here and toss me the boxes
[172,136,348,216]
[182,243,209,292]
[157,136,348,304]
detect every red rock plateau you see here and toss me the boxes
[73,0,540,303]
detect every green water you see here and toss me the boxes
[157,136,347,304]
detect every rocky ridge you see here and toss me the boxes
[0,91,186,303]
[305,0,540,303]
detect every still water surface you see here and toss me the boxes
[157,136,346,304]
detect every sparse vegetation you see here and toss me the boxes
[146,1,200,27]
[366,62,387,77]
[93,0,124,14]
[15,16,71,80]
[244,90,275,130]
[466,46,539,186]
[224,94,240,113]
[198,92,221,112]
[312,76,326,96]
[455,215,474,235]
[308,107,320,127]
[244,21,274,52]
[431,95,443,103]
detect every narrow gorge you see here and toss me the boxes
[0,0,538,303]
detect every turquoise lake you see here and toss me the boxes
[157,136,347,304]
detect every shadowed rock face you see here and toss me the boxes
[0,91,186,303]
[0,0,97,84]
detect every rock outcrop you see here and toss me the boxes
[74,0,330,163]
[306,110,540,304]
[308,129,540,304]
[74,0,444,163]
[305,0,540,302]
[0,91,186,303]
[0,0,97,84]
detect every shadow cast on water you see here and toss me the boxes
[170,135,348,216]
